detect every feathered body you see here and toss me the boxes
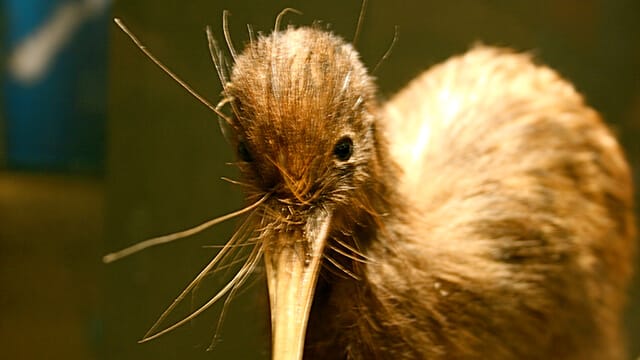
[225,27,635,359]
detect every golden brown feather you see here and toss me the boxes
[223,26,635,359]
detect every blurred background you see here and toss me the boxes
[1,0,638,359]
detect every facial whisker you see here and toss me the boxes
[372,25,399,74]
[230,265,263,298]
[189,253,245,311]
[274,8,302,33]
[140,243,264,343]
[222,10,238,61]
[247,24,255,44]
[216,96,234,109]
[217,234,256,279]
[320,257,350,280]
[214,223,255,273]
[140,212,255,340]
[220,176,259,190]
[102,193,268,263]
[211,253,250,274]
[113,18,231,123]
[329,243,371,264]
[352,0,367,46]
[206,26,245,125]
[205,26,228,88]
[201,239,258,249]
[208,243,262,350]
[207,27,246,127]
[192,235,257,309]
[322,253,361,281]
[332,236,373,263]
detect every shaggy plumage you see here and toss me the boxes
[224,26,634,359]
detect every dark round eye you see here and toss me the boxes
[237,141,253,162]
[333,136,353,161]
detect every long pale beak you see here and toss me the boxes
[263,210,332,360]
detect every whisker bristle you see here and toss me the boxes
[141,244,264,343]
[322,253,361,281]
[102,194,268,263]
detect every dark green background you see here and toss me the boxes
[106,1,640,359]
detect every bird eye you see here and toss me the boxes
[333,136,353,161]
[237,141,253,162]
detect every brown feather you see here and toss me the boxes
[226,26,634,359]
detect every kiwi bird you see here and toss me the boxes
[225,26,636,359]
[109,17,635,360]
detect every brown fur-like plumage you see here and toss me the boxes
[224,27,635,359]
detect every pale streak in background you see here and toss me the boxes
[7,0,110,85]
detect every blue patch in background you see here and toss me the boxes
[3,0,110,174]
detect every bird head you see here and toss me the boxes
[225,27,381,359]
